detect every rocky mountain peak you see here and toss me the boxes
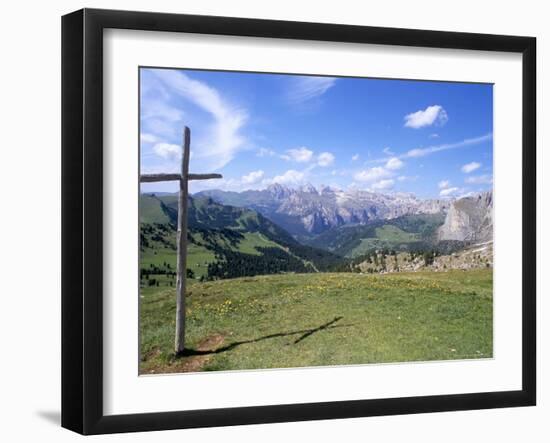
[299,183,319,194]
[266,183,293,199]
[438,191,493,242]
[319,185,337,195]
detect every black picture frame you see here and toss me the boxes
[62,8,536,435]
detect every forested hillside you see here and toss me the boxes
[140,194,348,283]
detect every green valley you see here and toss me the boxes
[307,213,446,257]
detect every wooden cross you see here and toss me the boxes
[140,126,222,355]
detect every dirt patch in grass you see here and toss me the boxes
[141,334,226,375]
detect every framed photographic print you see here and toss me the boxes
[61,8,536,435]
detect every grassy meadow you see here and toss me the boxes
[139,268,493,374]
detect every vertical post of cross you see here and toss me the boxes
[174,127,191,355]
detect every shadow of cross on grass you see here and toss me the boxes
[180,316,348,357]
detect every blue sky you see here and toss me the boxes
[140,67,493,199]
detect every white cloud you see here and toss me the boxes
[438,180,451,189]
[256,147,276,157]
[457,191,477,199]
[404,105,448,129]
[354,157,402,184]
[152,143,181,161]
[465,174,493,185]
[461,161,482,173]
[370,179,395,190]
[351,154,359,161]
[141,163,180,175]
[440,186,461,197]
[354,167,391,183]
[282,147,314,163]
[317,152,335,167]
[152,69,248,170]
[382,147,394,156]
[287,76,337,103]
[385,157,404,170]
[429,133,440,138]
[269,169,306,185]
[241,170,265,184]
[140,133,160,144]
[146,118,179,139]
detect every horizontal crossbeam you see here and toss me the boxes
[140,173,181,183]
[188,173,223,181]
[140,173,223,183]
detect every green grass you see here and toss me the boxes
[348,225,420,257]
[140,244,216,279]
[139,195,174,224]
[236,232,282,255]
[139,268,493,374]
[374,225,419,242]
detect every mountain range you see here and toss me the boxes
[196,184,450,238]
[140,185,493,280]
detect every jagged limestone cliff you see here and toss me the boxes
[438,191,493,242]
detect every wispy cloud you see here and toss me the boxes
[397,175,418,182]
[465,174,493,185]
[256,147,276,157]
[141,100,184,122]
[351,154,360,161]
[370,133,492,164]
[410,135,491,158]
[145,118,180,139]
[438,179,451,189]
[287,76,337,104]
[404,105,448,129]
[461,161,481,173]
[140,133,160,144]
[151,69,248,171]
